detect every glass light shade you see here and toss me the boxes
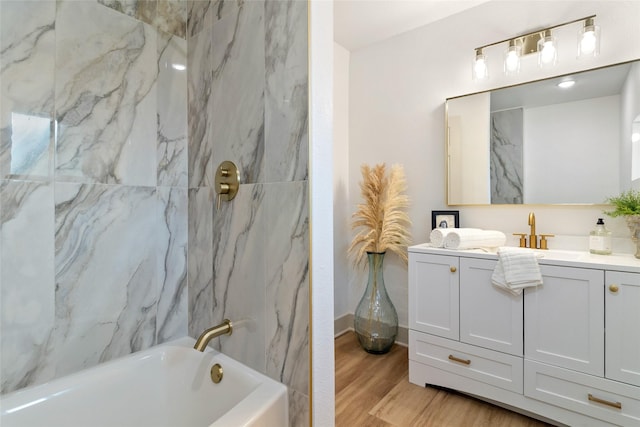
[537,32,557,68]
[504,43,521,75]
[473,50,488,80]
[578,22,600,58]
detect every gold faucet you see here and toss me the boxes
[193,319,233,352]
[514,212,554,249]
[528,212,537,249]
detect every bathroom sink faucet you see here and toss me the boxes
[193,319,233,352]
[528,212,537,249]
[514,212,554,249]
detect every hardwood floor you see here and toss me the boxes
[335,332,552,427]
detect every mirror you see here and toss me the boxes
[446,60,640,205]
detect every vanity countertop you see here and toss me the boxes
[409,244,640,274]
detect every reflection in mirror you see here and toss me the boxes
[446,60,640,205]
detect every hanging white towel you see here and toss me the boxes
[492,247,543,296]
[430,228,481,248]
[443,229,507,250]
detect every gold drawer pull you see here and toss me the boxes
[588,393,622,409]
[450,266,457,273]
[609,284,619,293]
[448,354,471,365]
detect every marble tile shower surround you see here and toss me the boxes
[1,0,188,394]
[186,1,310,425]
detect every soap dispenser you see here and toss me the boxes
[589,218,612,255]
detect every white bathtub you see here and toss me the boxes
[0,337,288,427]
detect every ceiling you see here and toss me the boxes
[334,0,489,51]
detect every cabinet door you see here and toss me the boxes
[524,265,604,376]
[460,258,523,356]
[606,271,640,386]
[409,253,459,340]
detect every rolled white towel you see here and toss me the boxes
[430,228,481,248]
[443,229,506,250]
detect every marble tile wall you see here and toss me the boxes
[186,1,310,425]
[1,0,188,393]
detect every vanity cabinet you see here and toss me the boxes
[409,252,524,394]
[408,245,640,427]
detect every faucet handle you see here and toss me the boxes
[513,233,527,248]
[539,234,555,250]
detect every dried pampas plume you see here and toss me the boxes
[349,163,412,269]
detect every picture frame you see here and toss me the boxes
[431,210,459,230]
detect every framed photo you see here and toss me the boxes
[431,210,459,229]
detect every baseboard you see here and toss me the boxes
[334,313,408,347]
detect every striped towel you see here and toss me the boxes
[443,229,506,250]
[492,247,543,296]
[429,228,481,248]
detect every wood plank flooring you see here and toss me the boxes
[335,331,552,427]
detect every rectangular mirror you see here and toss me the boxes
[446,60,640,205]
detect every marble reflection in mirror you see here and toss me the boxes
[447,60,640,205]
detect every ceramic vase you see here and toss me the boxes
[625,215,640,259]
[354,252,398,354]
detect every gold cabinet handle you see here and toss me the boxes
[609,284,619,293]
[448,354,471,365]
[450,266,457,273]
[588,393,622,409]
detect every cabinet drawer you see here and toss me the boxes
[410,330,523,393]
[525,359,640,426]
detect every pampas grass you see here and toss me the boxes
[349,163,411,268]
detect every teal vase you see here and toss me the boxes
[354,252,398,354]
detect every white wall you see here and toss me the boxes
[333,43,351,321]
[341,1,640,328]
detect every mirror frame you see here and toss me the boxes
[445,59,639,206]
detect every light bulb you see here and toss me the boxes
[580,30,596,55]
[540,41,556,63]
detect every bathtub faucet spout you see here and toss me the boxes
[193,319,233,352]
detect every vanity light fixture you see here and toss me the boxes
[472,15,599,80]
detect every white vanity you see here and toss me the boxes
[408,244,640,426]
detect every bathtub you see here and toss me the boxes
[0,337,288,427]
